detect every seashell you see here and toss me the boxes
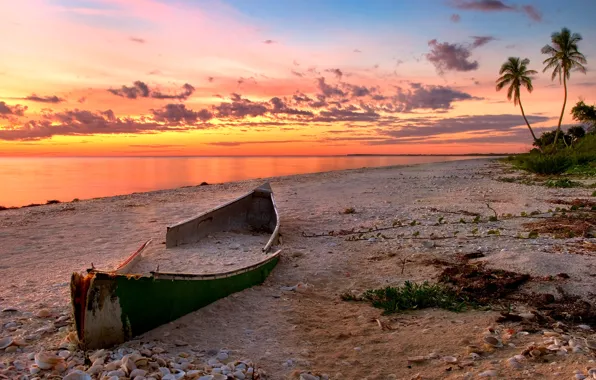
[0,336,13,350]
[63,369,92,380]
[483,336,501,347]
[513,355,525,361]
[469,353,481,360]
[34,352,65,370]
[89,349,108,362]
[172,369,186,380]
[86,365,103,375]
[554,338,562,346]
[4,345,17,353]
[442,356,458,363]
[543,331,560,337]
[198,376,214,380]
[427,352,439,359]
[584,338,596,350]
[212,375,227,380]
[546,344,560,351]
[407,356,427,363]
[104,359,122,371]
[58,350,71,359]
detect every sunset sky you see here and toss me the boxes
[1,0,595,156]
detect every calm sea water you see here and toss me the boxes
[0,156,489,207]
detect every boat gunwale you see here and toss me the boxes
[89,249,282,280]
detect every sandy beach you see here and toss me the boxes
[1,158,596,379]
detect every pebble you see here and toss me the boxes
[506,357,523,369]
[216,352,229,361]
[36,309,52,318]
[5,345,17,353]
[63,369,92,380]
[478,370,498,377]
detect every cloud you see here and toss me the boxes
[426,39,478,73]
[152,103,212,124]
[0,109,180,141]
[0,102,27,118]
[451,0,514,11]
[291,70,304,77]
[325,68,343,80]
[451,0,542,22]
[315,107,380,122]
[521,5,542,21]
[152,83,195,100]
[108,82,195,100]
[263,39,276,44]
[129,144,185,148]
[450,14,461,22]
[207,139,306,146]
[317,77,345,97]
[269,97,314,116]
[393,83,477,111]
[130,37,146,44]
[214,94,269,118]
[354,49,362,53]
[471,36,496,48]
[24,94,65,103]
[348,85,372,97]
[108,81,151,99]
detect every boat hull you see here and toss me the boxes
[70,183,282,349]
[72,252,280,349]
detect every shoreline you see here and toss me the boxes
[1,158,595,379]
[0,156,495,210]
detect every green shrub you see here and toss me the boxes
[342,281,468,314]
[545,178,582,188]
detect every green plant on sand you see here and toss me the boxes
[341,281,468,314]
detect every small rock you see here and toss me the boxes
[36,309,52,318]
[578,324,592,331]
[58,350,71,359]
[107,370,126,377]
[216,352,229,361]
[506,357,523,369]
[63,369,92,380]
[300,374,319,380]
[174,340,188,346]
[2,307,17,312]
[478,370,498,377]
[422,240,435,249]
[5,345,17,353]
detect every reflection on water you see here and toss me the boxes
[0,156,488,207]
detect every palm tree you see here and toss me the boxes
[542,27,587,147]
[496,57,539,143]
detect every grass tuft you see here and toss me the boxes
[342,281,469,314]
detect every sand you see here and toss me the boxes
[131,230,274,274]
[1,158,596,379]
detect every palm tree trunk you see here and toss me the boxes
[552,74,569,148]
[518,97,538,143]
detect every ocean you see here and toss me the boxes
[0,156,491,208]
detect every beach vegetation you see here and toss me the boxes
[496,57,539,143]
[542,27,588,147]
[341,281,469,314]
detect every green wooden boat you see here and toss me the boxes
[71,183,281,349]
